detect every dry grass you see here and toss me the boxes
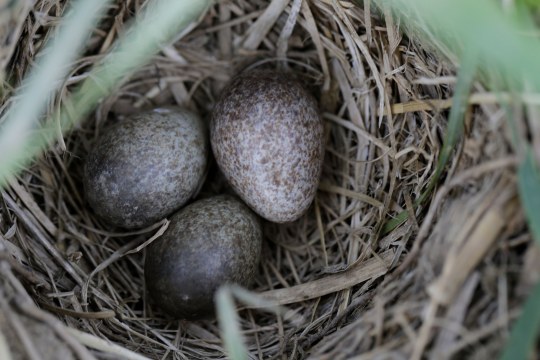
[0,0,533,359]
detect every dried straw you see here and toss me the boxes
[0,0,531,359]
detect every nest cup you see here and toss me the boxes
[0,1,531,359]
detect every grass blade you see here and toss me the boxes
[375,0,540,81]
[500,147,540,359]
[0,0,211,187]
[215,287,249,360]
[0,0,111,185]
[518,148,540,244]
[0,328,12,360]
[500,280,540,360]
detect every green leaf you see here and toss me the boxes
[500,279,540,360]
[518,148,540,244]
[521,0,540,8]
[501,139,540,360]
[215,287,249,360]
[0,0,211,188]
[0,0,112,186]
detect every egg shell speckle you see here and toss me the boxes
[84,107,208,229]
[144,195,262,320]
[210,69,324,223]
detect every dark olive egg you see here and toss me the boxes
[84,107,208,229]
[144,195,262,319]
[210,69,324,223]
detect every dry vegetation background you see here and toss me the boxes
[0,0,534,359]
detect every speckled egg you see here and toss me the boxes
[144,195,262,319]
[210,69,324,223]
[84,107,208,229]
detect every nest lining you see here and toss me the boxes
[0,0,530,359]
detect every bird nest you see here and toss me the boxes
[0,0,531,359]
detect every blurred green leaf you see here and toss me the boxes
[216,287,249,360]
[0,0,111,186]
[518,148,540,244]
[0,0,211,188]
[0,328,12,360]
[502,147,540,357]
[521,0,540,8]
[376,0,540,87]
[500,279,540,360]
[215,285,303,360]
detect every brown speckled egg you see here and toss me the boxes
[210,69,324,223]
[84,107,208,229]
[144,195,262,319]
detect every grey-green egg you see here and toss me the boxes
[144,195,262,320]
[210,69,324,223]
[84,107,208,229]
